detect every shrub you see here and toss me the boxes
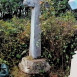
[0,6,76,77]
[0,17,30,66]
[41,11,77,71]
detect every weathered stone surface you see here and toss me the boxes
[19,57,51,74]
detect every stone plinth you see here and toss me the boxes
[19,57,51,74]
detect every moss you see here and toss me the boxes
[11,66,30,77]
[25,56,34,60]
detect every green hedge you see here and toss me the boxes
[0,17,30,66]
[41,11,77,71]
[0,6,77,77]
[0,11,77,72]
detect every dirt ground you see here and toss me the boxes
[10,66,69,77]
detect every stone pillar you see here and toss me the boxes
[29,0,41,58]
[23,0,41,59]
[19,0,51,74]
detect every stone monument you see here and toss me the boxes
[19,0,50,74]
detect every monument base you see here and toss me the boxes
[19,57,51,74]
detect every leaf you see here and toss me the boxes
[16,54,21,59]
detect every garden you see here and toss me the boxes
[0,0,77,77]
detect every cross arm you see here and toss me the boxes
[23,0,35,7]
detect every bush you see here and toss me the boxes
[0,5,77,77]
[41,11,77,71]
[0,17,30,66]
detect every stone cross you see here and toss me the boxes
[23,0,42,58]
[68,0,77,10]
[19,0,51,74]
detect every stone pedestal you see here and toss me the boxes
[19,57,51,74]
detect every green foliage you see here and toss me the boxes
[0,1,77,76]
[0,0,25,19]
[0,17,30,66]
[52,0,69,16]
[41,10,77,70]
[0,11,76,75]
[0,58,9,64]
